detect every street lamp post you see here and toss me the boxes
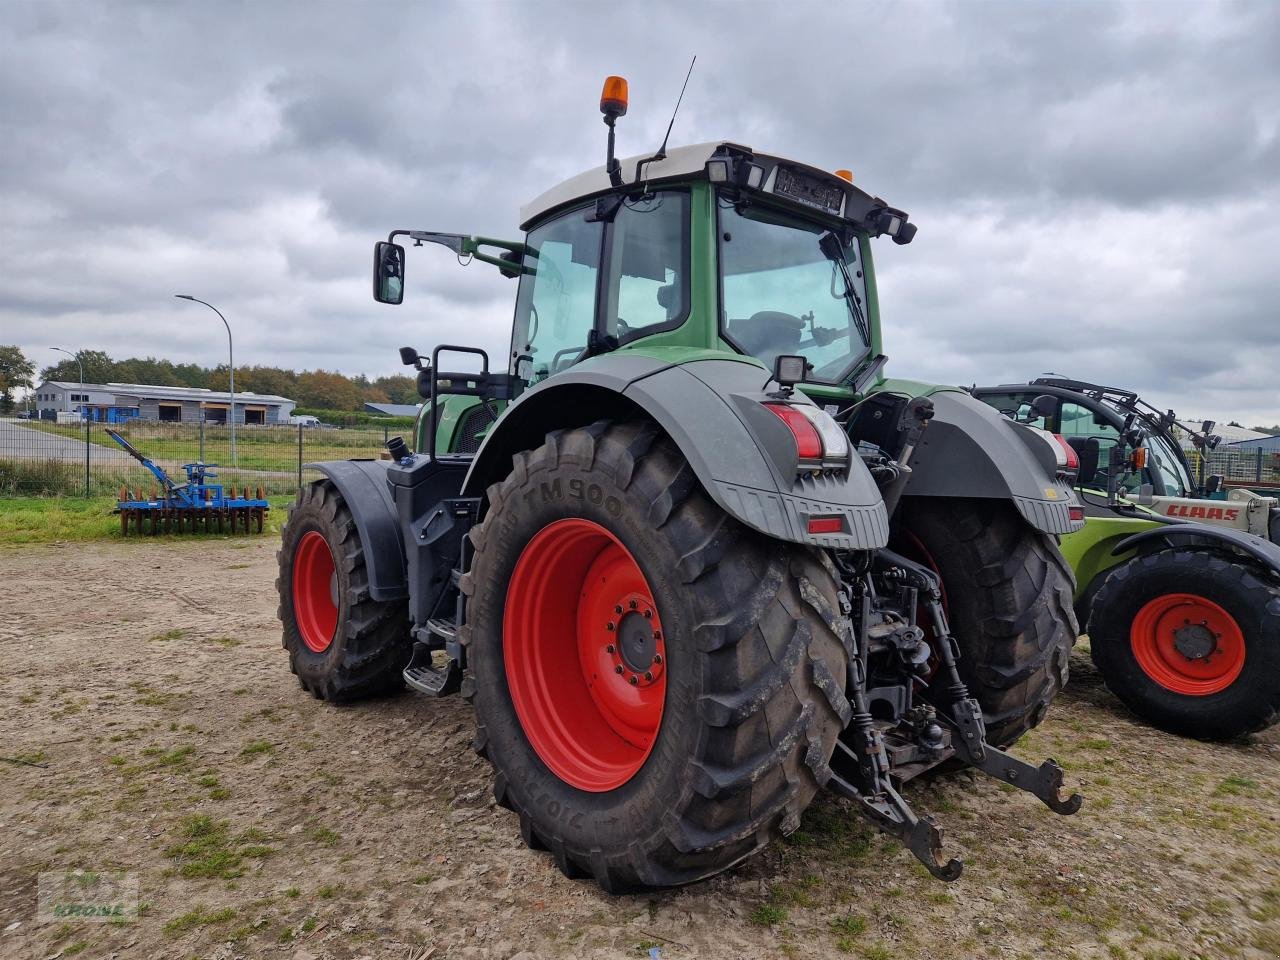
[51,346,88,497]
[175,295,236,465]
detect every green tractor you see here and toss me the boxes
[972,378,1280,740]
[277,78,1086,890]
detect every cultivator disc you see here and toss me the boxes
[115,485,267,536]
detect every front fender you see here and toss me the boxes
[898,390,1082,535]
[307,459,407,602]
[463,355,889,549]
[1113,521,1280,578]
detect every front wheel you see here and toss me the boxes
[1088,549,1280,739]
[277,480,411,701]
[460,420,850,891]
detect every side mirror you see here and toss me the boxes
[398,346,420,367]
[373,241,406,304]
[1029,394,1056,420]
[1077,437,1100,486]
[1205,474,1223,496]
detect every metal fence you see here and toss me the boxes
[1186,447,1280,491]
[0,416,413,498]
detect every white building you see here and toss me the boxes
[31,380,296,425]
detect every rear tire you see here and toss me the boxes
[460,420,851,891]
[277,480,411,701]
[898,498,1077,747]
[1088,549,1280,739]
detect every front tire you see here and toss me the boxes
[1088,549,1280,739]
[898,498,1078,747]
[277,480,411,701]
[460,420,851,891]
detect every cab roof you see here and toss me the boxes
[519,140,885,231]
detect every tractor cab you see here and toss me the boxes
[376,134,915,458]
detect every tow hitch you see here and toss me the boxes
[828,550,1082,880]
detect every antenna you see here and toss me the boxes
[635,56,697,184]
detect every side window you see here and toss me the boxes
[605,192,689,342]
[510,208,603,384]
[1059,402,1137,491]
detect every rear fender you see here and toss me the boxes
[897,390,1081,535]
[463,356,890,549]
[307,460,407,602]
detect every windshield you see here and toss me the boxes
[1145,432,1193,496]
[719,200,870,383]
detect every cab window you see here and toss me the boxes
[510,208,602,384]
[1058,401,1136,491]
[605,192,689,342]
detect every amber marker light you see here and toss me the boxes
[600,76,629,117]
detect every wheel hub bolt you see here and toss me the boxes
[653,654,662,664]
[629,600,638,610]
[644,671,653,681]
[629,675,638,685]
[614,665,623,674]
[606,644,615,654]
[653,631,661,640]
[606,622,615,632]
[615,605,624,614]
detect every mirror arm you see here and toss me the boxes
[392,231,531,276]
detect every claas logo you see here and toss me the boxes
[1164,504,1240,521]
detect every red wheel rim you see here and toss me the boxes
[293,531,338,653]
[1130,593,1245,696]
[504,518,666,792]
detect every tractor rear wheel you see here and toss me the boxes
[1088,549,1280,739]
[897,498,1077,748]
[277,480,411,701]
[460,420,851,891]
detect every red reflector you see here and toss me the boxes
[807,516,844,534]
[1069,505,1085,522]
[764,403,823,460]
[1053,434,1079,470]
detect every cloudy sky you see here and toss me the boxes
[2,1,1277,424]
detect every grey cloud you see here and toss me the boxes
[1,0,1277,424]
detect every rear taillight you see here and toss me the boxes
[764,403,823,460]
[1069,505,1085,522]
[764,402,850,468]
[1052,434,1079,471]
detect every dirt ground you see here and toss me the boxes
[1,538,1277,960]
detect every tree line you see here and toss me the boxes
[0,345,419,412]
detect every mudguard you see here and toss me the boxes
[1113,521,1280,577]
[898,390,1081,535]
[306,459,408,602]
[463,355,890,549]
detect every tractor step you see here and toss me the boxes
[425,618,457,642]
[403,641,462,697]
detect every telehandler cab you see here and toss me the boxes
[278,77,1086,890]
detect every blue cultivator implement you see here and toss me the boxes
[106,428,269,535]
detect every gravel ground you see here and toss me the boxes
[0,538,1277,960]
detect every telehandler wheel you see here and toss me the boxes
[1088,549,1280,739]
[898,498,1077,748]
[460,420,851,891]
[277,480,411,702]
